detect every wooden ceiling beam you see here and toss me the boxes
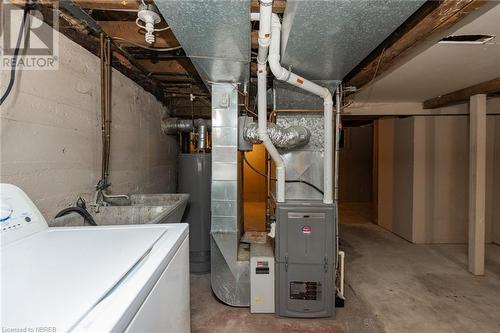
[97,21,205,92]
[88,10,139,22]
[345,0,487,91]
[98,21,178,48]
[250,0,287,13]
[135,59,187,74]
[251,30,259,49]
[423,77,500,109]
[32,3,173,105]
[73,0,151,10]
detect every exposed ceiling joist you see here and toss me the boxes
[423,77,500,109]
[250,0,286,13]
[345,0,487,91]
[97,21,179,48]
[251,30,259,49]
[32,2,173,105]
[73,0,152,10]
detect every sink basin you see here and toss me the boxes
[50,193,189,227]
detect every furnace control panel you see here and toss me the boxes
[0,184,48,246]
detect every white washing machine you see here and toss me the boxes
[0,184,190,333]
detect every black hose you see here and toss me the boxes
[285,179,324,195]
[55,207,98,226]
[242,152,324,195]
[0,1,32,105]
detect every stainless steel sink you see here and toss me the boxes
[50,193,189,226]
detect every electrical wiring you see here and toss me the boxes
[135,18,171,32]
[243,152,324,195]
[111,37,182,51]
[0,1,32,105]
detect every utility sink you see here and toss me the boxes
[50,193,189,227]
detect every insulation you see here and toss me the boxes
[243,122,311,150]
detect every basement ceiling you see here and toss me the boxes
[72,0,208,99]
[353,2,500,103]
[37,0,489,114]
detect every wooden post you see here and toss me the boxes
[468,94,487,275]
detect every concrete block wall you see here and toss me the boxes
[376,106,500,244]
[1,29,177,220]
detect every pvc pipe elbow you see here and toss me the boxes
[268,55,288,81]
[323,90,333,103]
[271,13,281,26]
[257,63,267,73]
[258,38,271,48]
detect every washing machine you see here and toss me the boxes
[0,183,190,333]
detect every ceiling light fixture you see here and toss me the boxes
[137,4,168,44]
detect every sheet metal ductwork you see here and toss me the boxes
[210,84,249,306]
[280,0,426,82]
[155,0,251,88]
[161,118,211,135]
[156,0,252,306]
[161,118,211,152]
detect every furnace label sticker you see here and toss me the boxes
[290,281,322,301]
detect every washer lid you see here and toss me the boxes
[1,225,172,332]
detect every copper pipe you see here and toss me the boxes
[266,151,271,222]
[105,37,112,182]
[100,33,106,181]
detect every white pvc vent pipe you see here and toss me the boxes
[267,13,334,204]
[252,4,285,203]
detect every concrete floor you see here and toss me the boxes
[190,215,500,332]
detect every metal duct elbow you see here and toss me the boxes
[244,122,310,150]
[161,117,211,135]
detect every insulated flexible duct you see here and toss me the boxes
[243,122,310,150]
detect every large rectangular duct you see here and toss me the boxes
[155,0,251,88]
[210,84,249,306]
[276,113,326,201]
[280,0,426,81]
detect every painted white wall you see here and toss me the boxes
[0,30,177,220]
[376,118,395,232]
[376,117,414,241]
[339,124,373,202]
[376,107,500,244]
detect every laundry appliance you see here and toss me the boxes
[0,183,190,333]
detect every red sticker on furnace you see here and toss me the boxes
[302,225,312,234]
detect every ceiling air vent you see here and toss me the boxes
[439,34,495,44]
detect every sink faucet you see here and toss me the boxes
[91,180,108,212]
[92,180,130,212]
